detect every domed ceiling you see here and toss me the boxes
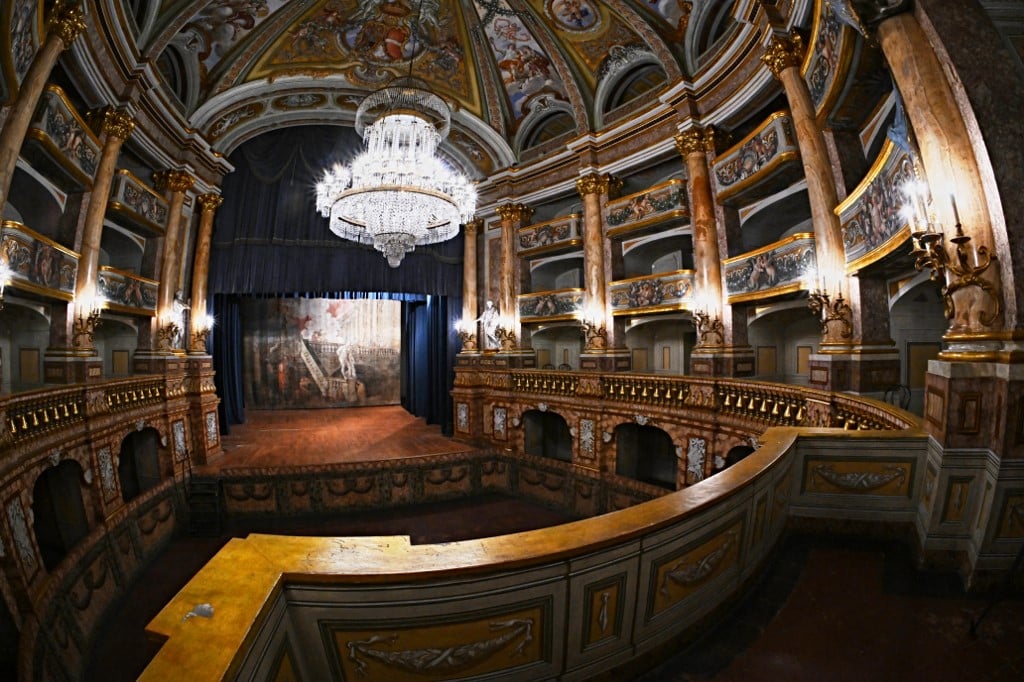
[133,0,746,178]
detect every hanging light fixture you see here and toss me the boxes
[315,77,477,267]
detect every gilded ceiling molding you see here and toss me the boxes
[600,0,684,81]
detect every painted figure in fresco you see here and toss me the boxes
[629,194,655,220]
[478,300,499,350]
[184,0,271,61]
[32,243,58,288]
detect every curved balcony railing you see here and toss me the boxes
[140,375,925,680]
[605,178,688,238]
[24,85,100,189]
[517,287,584,322]
[1,219,79,301]
[723,233,816,304]
[517,214,582,256]
[803,0,855,116]
[837,140,916,272]
[712,111,800,204]
[98,266,159,314]
[609,269,695,315]
[108,169,169,237]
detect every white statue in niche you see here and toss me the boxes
[478,300,499,350]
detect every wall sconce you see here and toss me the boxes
[0,260,11,310]
[453,318,478,352]
[806,280,852,340]
[190,314,215,350]
[909,194,1001,330]
[72,295,104,346]
[494,317,519,352]
[579,306,607,351]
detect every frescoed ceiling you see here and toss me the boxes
[126,0,746,176]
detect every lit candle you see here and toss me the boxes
[950,194,961,226]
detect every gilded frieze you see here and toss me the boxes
[604,179,688,237]
[723,233,815,304]
[1,220,78,301]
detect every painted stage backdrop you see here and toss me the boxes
[242,298,401,409]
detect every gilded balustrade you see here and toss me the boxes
[5,386,86,443]
[105,377,165,412]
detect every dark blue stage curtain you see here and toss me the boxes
[206,126,465,433]
[402,295,459,435]
[208,126,463,297]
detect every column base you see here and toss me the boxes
[579,348,631,372]
[690,346,755,377]
[43,348,103,384]
[808,347,900,393]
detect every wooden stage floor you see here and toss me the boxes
[197,405,474,475]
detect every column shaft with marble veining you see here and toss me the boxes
[188,193,223,351]
[576,173,618,322]
[75,108,134,306]
[876,11,1001,339]
[676,129,723,316]
[0,2,85,211]
[763,32,848,341]
[462,219,482,323]
[153,170,194,332]
[495,204,533,322]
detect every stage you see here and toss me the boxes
[196,405,474,475]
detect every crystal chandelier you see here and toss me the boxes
[315,78,476,267]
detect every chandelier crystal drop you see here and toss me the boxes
[315,78,477,267]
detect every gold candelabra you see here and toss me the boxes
[580,318,608,351]
[807,287,852,340]
[71,305,102,346]
[911,219,1000,329]
[494,324,518,352]
[158,319,181,349]
[189,327,211,350]
[456,328,478,352]
[693,310,724,347]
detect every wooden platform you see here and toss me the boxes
[197,406,473,475]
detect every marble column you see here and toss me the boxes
[462,218,482,324]
[495,203,534,365]
[676,127,754,376]
[188,192,223,354]
[872,8,1003,350]
[0,1,85,212]
[763,31,898,392]
[576,172,630,371]
[151,169,194,355]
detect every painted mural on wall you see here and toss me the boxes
[242,298,401,409]
[181,0,288,77]
[1,222,77,297]
[609,271,693,313]
[724,235,816,301]
[111,172,169,229]
[605,180,687,232]
[473,0,569,121]
[839,142,915,267]
[10,0,37,83]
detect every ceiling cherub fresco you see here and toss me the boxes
[181,0,287,76]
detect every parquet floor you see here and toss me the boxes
[197,405,473,474]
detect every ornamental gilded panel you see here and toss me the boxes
[517,214,581,255]
[837,140,915,271]
[723,233,815,304]
[605,179,688,237]
[609,270,693,315]
[26,86,100,187]
[712,112,799,203]
[1,220,78,300]
[518,288,584,321]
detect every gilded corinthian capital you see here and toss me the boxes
[761,31,805,78]
[496,203,534,225]
[464,218,483,235]
[47,1,87,48]
[576,173,622,197]
[154,169,195,194]
[674,128,714,157]
[197,193,224,212]
[89,107,135,141]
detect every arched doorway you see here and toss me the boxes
[522,410,572,462]
[615,423,677,490]
[32,460,90,571]
[118,428,163,502]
